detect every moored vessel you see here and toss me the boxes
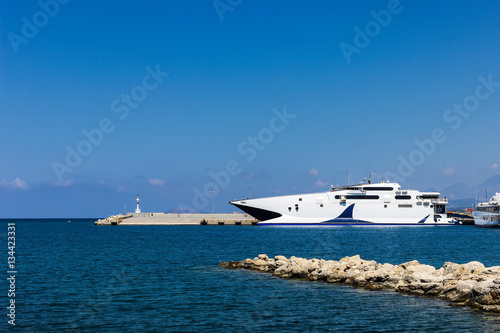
[473,192,500,228]
[230,174,457,226]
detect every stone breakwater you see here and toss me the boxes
[95,213,131,225]
[220,254,500,313]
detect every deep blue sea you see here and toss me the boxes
[1,219,500,332]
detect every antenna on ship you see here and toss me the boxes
[364,171,375,184]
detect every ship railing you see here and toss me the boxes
[230,198,250,203]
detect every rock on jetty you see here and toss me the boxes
[95,213,131,225]
[220,254,500,313]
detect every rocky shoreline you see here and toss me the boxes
[220,255,500,313]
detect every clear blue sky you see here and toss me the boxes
[1,0,500,217]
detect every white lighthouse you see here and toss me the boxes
[135,194,141,213]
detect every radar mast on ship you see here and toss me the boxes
[363,172,376,184]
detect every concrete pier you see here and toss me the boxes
[95,212,259,225]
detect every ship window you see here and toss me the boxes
[363,187,394,191]
[395,195,411,200]
[299,198,302,201]
[320,204,323,207]
[288,207,291,212]
[384,205,387,208]
[334,195,379,200]
[295,206,299,212]
[398,204,412,208]
[333,186,361,191]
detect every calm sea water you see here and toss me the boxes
[1,219,500,332]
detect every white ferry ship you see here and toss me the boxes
[473,192,500,228]
[230,175,457,226]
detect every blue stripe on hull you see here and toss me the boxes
[257,222,455,226]
[337,204,355,219]
[320,218,373,224]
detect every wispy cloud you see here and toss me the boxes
[1,178,29,190]
[52,180,74,187]
[243,172,256,181]
[148,178,166,186]
[443,167,455,177]
[314,179,329,188]
[492,163,498,170]
[308,168,319,176]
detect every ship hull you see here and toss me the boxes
[473,211,500,228]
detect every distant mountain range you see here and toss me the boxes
[166,207,199,214]
[440,174,500,210]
